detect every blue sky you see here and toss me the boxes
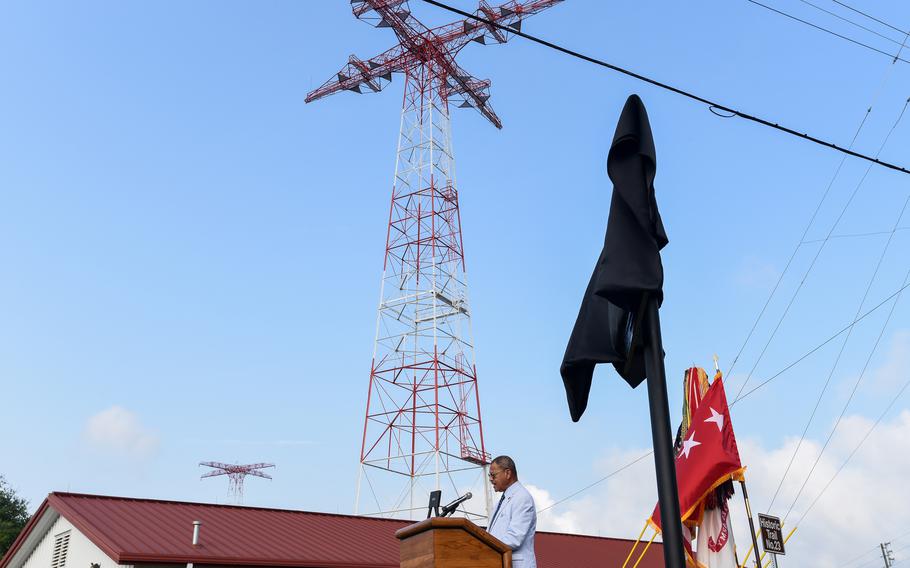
[3,1,910,565]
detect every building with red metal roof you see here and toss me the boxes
[0,493,663,568]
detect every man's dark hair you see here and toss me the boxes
[492,455,517,478]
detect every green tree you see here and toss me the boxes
[0,476,29,558]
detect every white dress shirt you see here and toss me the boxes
[488,481,537,568]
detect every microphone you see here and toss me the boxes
[440,492,473,517]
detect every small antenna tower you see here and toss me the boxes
[199,461,275,504]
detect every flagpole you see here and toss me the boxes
[632,529,660,568]
[622,521,651,568]
[739,480,764,568]
[738,526,765,568]
[714,356,761,568]
[643,296,686,568]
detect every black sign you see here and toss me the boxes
[426,490,441,518]
[758,513,786,555]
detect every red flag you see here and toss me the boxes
[649,377,745,531]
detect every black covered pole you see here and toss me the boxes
[642,297,686,568]
[739,480,763,568]
[560,94,679,566]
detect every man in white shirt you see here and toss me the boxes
[486,455,537,568]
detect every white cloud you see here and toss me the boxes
[533,411,910,568]
[730,411,910,568]
[734,256,780,290]
[84,406,160,459]
[535,447,657,538]
[187,438,318,447]
[868,330,910,394]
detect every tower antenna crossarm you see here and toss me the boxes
[305,0,563,129]
[199,461,275,503]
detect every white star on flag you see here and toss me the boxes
[681,431,701,459]
[705,407,724,432]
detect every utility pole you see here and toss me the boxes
[881,542,895,568]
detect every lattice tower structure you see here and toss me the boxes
[306,0,562,521]
[199,461,275,505]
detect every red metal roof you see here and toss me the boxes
[2,493,663,568]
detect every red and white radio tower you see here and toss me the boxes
[199,461,275,504]
[307,1,562,520]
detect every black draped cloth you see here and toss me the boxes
[560,94,669,422]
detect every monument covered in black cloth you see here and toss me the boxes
[560,93,668,420]
[559,94,684,568]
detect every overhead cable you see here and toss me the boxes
[732,278,910,403]
[775,194,910,517]
[536,277,910,514]
[419,0,910,176]
[731,96,909,404]
[831,0,910,36]
[801,226,910,244]
[846,532,910,568]
[537,450,652,514]
[727,8,908,402]
[842,544,885,568]
[417,0,910,514]
[758,103,910,510]
[745,0,910,64]
[794,363,910,526]
[796,0,907,47]
[783,216,910,523]
[727,104,875,387]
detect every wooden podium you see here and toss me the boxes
[395,517,512,568]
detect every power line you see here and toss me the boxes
[855,553,889,568]
[745,0,910,64]
[764,199,901,509]
[759,111,910,507]
[843,544,885,568]
[801,226,910,244]
[853,556,885,568]
[726,97,882,385]
[732,278,910,404]
[831,0,910,36]
[419,0,910,517]
[536,277,910,513]
[797,0,907,47]
[795,367,910,526]
[726,0,908,425]
[755,97,910,517]
[731,97,910,405]
[846,531,910,568]
[790,264,910,526]
[537,450,652,514]
[780,196,910,523]
[419,0,910,176]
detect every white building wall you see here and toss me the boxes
[21,515,131,568]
